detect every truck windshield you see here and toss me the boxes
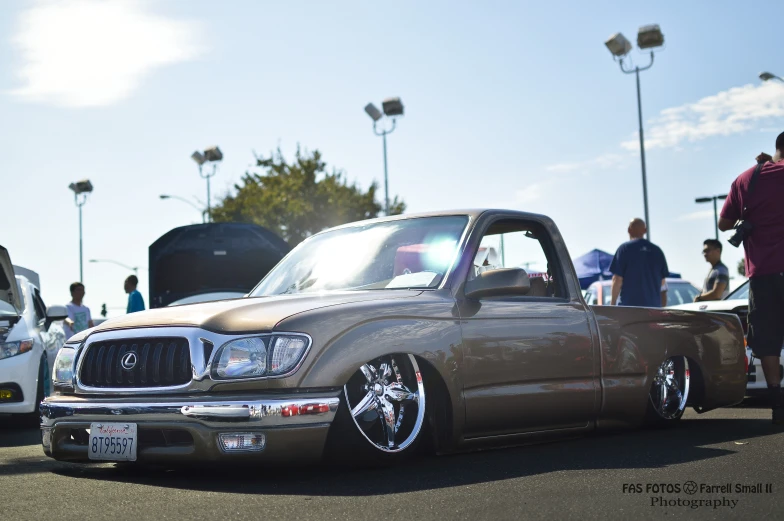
[250,216,469,296]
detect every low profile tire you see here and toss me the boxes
[325,353,427,466]
[645,356,690,425]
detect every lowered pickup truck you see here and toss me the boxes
[41,209,746,466]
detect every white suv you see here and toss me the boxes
[1,246,68,419]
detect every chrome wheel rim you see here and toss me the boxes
[650,356,690,420]
[344,354,425,453]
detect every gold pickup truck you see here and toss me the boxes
[41,209,746,466]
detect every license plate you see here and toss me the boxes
[88,423,137,461]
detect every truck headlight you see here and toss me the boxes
[52,347,76,389]
[212,334,310,380]
[0,339,34,361]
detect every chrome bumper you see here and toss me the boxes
[41,392,341,463]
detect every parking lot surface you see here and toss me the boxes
[1,403,782,521]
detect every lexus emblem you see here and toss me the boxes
[121,352,138,371]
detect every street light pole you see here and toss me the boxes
[199,163,217,222]
[365,98,404,216]
[620,53,655,240]
[159,194,206,222]
[760,71,784,83]
[89,259,141,274]
[605,25,664,241]
[374,119,397,215]
[695,194,728,240]
[191,147,222,223]
[69,179,93,282]
[76,194,84,282]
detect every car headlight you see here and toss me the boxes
[212,334,310,380]
[0,339,34,361]
[52,347,76,389]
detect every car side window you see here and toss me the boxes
[470,218,565,298]
[584,290,595,305]
[32,288,47,323]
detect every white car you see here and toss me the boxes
[669,281,775,395]
[1,246,68,419]
[583,278,701,307]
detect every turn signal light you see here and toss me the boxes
[218,433,266,453]
[281,403,330,417]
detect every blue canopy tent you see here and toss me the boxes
[573,249,614,290]
[572,249,680,290]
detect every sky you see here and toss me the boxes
[2,0,783,316]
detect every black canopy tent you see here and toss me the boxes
[148,223,290,308]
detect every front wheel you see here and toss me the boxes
[325,353,427,465]
[645,356,690,425]
[20,356,47,426]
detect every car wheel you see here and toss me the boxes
[20,356,47,426]
[326,353,427,465]
[645,356,690,425]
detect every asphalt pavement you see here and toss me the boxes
[2,402,783,521]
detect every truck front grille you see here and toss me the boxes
[79,338,192,388]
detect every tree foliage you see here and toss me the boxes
[737,258,746,278]
[212,147,405,246]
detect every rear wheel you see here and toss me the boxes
[645,356,690,425]
[325,353,427,465]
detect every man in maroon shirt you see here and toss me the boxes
[719,131,784,425]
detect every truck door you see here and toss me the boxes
[456,217,598,437]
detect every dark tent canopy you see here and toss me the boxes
[149,222,290,308]
[572,248,680,290]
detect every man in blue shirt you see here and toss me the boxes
[124,275,145,313]
[609,218,669,307]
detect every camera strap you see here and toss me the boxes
[741,162,765,219]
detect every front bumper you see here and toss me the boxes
[0,351,39,414]
[41,391,341,464]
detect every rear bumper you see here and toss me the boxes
[40,391,341,464]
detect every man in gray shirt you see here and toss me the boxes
[695,239,730,301]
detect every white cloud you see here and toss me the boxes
[515,180,550,204]
[9,0,204,108]
[675,210,716,222]
[622,82,784,151]
[546,153,631,174]
[545,82,784,173]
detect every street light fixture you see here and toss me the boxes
[191,146,222,223]
[760,71,784,82]
[68,179,93,282]
[364,97,404,215]
[695,194,728,241]
[605,24,665,240]
[89,259,140,274]
[159,194,207,223]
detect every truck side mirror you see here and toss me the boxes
[465,268,531,299]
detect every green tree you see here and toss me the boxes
[212,147,405,246]
[737,258,746,278]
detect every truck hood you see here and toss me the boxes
[78,290,422,338]
[668,298,747,312]
[0,245,22,311]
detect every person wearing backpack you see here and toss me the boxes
[719,131,784,425]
